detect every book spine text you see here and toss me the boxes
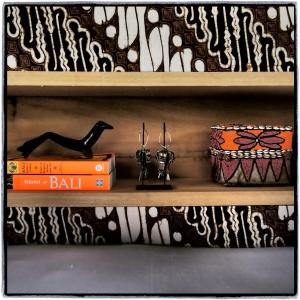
[7,174,114,191]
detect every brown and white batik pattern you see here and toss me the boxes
[7,205,294,247]
[6,5,294,72]
[6,5,295,247]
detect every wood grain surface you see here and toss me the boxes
[5,72,295,207]
[7,178,294,207]
[7,93,294,179]
[7,72,294,96]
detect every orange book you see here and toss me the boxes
[7,154,115,175]
[7,170,116,191]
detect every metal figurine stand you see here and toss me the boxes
[136,122,175,190]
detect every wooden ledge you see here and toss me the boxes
[7,178,294,207]
[7,71,294,97]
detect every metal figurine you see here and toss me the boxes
[156,123,175,182]
[136,123,151,182]
[17,121,114,158]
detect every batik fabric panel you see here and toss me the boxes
[7,206,294,247]
[7,5,294,72]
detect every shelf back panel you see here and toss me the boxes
[7,93,294,179]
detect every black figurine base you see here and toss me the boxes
[136,184,173,190]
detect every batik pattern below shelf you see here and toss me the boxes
[6,5,294,72]
[7,206,294,247]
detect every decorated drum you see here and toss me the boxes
[209,125,293,186]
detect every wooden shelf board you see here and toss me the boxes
[7,178,294,207]
[7,71,294,96]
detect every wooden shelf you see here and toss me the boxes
[7,71,294,96]
[7,178,294,207]
[6,71,295,208]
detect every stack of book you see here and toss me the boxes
[7,154,116,191]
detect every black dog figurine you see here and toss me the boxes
[17,121,113,158]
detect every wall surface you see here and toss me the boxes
[7,5,294,72]
[6,5,295,247]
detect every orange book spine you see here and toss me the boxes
[7,174,115,191]
[7,156,115,175]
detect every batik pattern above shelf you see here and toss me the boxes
[6,5,294,72]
